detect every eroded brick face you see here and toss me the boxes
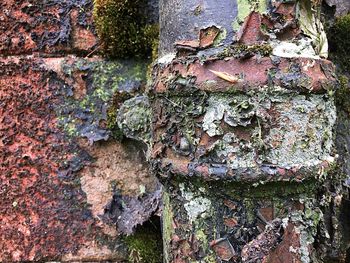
[0,1,156,261]
[0,0,97,55]
[0,58,96,261]
[0,51,159,260]
[0,1,102,260]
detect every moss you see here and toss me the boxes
[218,44,272,59]
[124,222,163,263]
[174,175,320,200]
[336,75,350,111]
[328,14,350,72]
[93,0,159,58]
[144,24,160,61]
[106,105,124,140]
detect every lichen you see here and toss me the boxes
[93,0,159,58]
[263,93,336,168]
[179,183,212,223]
[232,0,267,30]
[56,58,148,143]
[117,95,152,143]
[200,88,336,170]
[202,94,257,137]
[271,39,319,59]
[288,201,326,263]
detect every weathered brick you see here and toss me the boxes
[0,56,155,261]
[0,0,97,55]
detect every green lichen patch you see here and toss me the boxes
[56,58,148,143]
[93,0,159,58]
[179,183,212,223]
[232,0,268,30]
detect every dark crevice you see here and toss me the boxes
[124,215,163,263]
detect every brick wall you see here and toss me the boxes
[0,1,157,261]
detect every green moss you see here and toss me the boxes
[336,75,350,112]
[175,175,320,200]
[106,105,124,140]
[93,0,159,58]
[328,14,350,72]
[124,224,163,263]
[144,24,160,61]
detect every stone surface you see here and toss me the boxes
[325,0,350,17]
[159,0,239,56]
